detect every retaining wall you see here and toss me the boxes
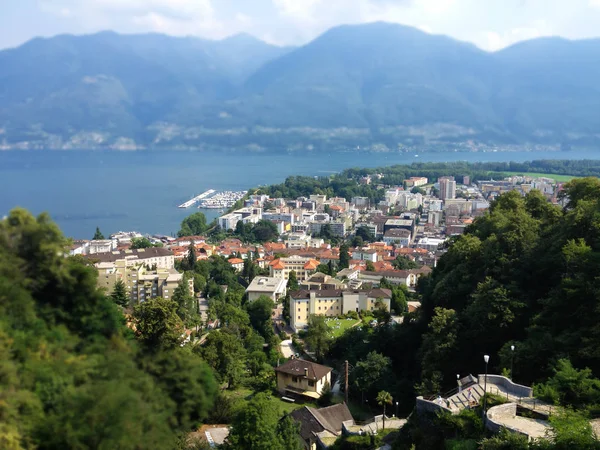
[486,403,530,439]
[415,396,455,416]
[478,374,533,398]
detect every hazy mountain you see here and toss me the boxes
[1,23,599,150]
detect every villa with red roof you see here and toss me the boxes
[269,255,321,281]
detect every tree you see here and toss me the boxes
[130,237,156,249]
[304,315,331,361]
[366,261,375,272]
[288,271,299,292]
[356,226,375,243]
[534,359,600,408]
[548,409,599,450]
[339,243,350,269]
[277,415,304,450]
[172,276,198,328]
[252,220,279,243]
[93,226,105,240]
[247,296,276,343]
[110,279,129,308]
[132,297,185,349]
[353,352,392,402]
[178,212,207,237]
[227,393,281,450]
[186,243,197,272]
[392,255,419,270]
[376,391,392,430]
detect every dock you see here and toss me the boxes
[178,189,216,208]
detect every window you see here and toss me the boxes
[318,307,321,311]
[292,377,298,383]
[308,381,315,387]
[297,316,301,320]
[298,308,301,312]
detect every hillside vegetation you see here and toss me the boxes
[3,23,600,149]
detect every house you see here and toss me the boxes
[300,272,346,291]
[228,258,245,272]
[289,288,392,331]
[245,277,287,302]
[275,358,332,400]
[289,403,354,450]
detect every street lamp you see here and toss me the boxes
[457,374,461,393]
[482,355,489,422]
[395,401,399,418]
[510,345,515,381]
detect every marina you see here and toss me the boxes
[178,189,216,208]
[197,190,248,209]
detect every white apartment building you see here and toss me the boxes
[245,276,287,302]
[269,255,320,281]
[87,247,175,270]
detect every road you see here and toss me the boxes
[280,339,295,358]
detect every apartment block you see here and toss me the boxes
[269,255,320,281]
[290,289,392,331]
[87,247,175,270]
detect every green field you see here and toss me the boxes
[488,171,578,183]
[326,317,361,338]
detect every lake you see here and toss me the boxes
[1,149,598,238]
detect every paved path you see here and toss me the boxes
[485,383,555,415]
[495,416,551,439]
[280,339,295,358]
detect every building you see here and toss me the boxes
[262,212,295,225]
[351,197,369,208]
[300,272,346,291]
[439,177,457,200]
[95,259,192,304]
[309,220,346,238]
[290,403,354,450]
[383,228,411,246]
[405,177,428,187]
[86,247,175,270]
[351,248,378,262]
[245,276,287,302]
[384,218,414,236]
[290,289,392,331]
[228,258,245,272]
[463,175,471,185]
[275,358,332,400]
[88,239,116,254]
[358,268,431,288]
[269,255,320,281]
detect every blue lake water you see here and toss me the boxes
[1,149,598,238]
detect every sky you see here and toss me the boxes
[1,0,600,51]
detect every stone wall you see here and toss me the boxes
[415,396,455,416]
[486,403,530,439]
[478,374,533,398]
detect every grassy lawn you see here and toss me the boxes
[325,317,361,338]
[223,387,316,415]
[488,171,577,182]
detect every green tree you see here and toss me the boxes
[288,271,299,292]
[110,279,129,308]
[130,237,156,249]
[376,390,392,430]
[356,226,375,243]
[277,415,304,450]
[352,352,392,402]
[132,297,185,349]
[392,255,419,270]
[549,409,599,450]
[304,315,331,361]
[247,296,276,343]
[227,393,281,450]
[252,220,279,243]
[339,243,350,269]
[534,359,600,408]
[172,276,198,328]
[93,226,105,240]
[366,261,375,272]
[178,212,208,237]
[186,243,197,272]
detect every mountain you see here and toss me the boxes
[1,23,600,150]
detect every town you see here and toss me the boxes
[64,171,570,449]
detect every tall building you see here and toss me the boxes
[439,177,456,200]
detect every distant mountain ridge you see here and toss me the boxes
[1,22,600,151]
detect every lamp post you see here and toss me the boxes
[482,355,489,422]
[457,374,461,393]
[510,345,515,381]
[395,401,399,418]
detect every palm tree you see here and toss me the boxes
[376,390,393,430]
